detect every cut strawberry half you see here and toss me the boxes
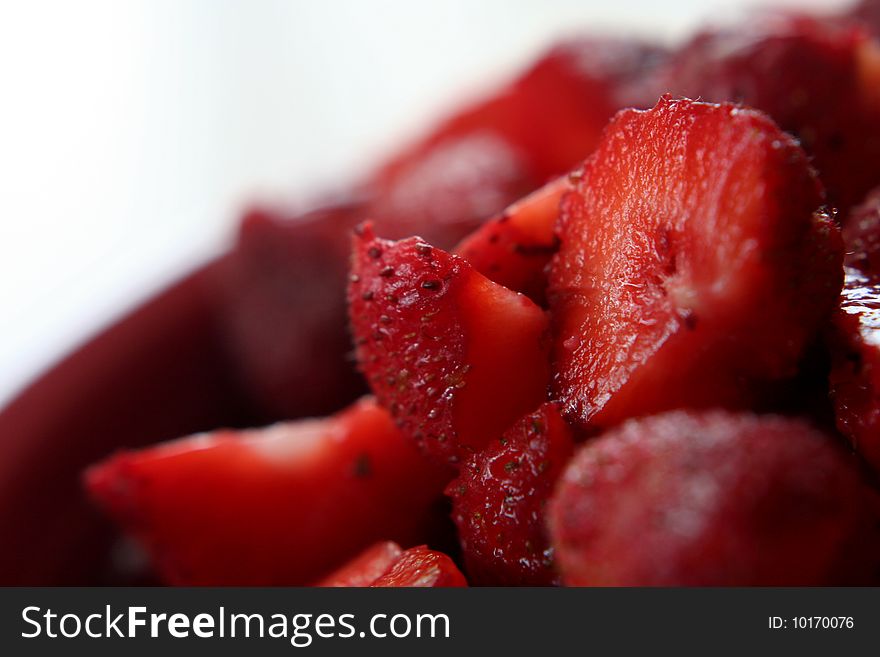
[371,546,467,588]
[349,225,551,464]
[446,403,575,585]
[549,411,879,586]
[84,397,453,585]
[454,176,569,304]
[548,97,843,431]
[317,541,466,587]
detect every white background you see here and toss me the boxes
[0,0,844,406]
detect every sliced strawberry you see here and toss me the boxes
[828,191,880,474]
[828,270,880,474]
[84,397,453,585]
[656,14,880,215]
[548,97,843,431]
[446,403,575,585]
[316,541,466,587]
[549,411,879,586]
[454,176,568,304]
[349,226,551,464]
[316,541,404,587]
[371,546,467,588]
[843,187,880,272]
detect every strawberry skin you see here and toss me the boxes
[548,97,843,431]
[454,176,569,305]
[317,542,467,587]
[84,397,453,586]
[656,14,880,216]
[316,541,404,587]
[371,546,467,588]
[549,411,878,586]
[446,403,575,586]
[349,225,550,464]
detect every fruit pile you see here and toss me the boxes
[85,2,880,586]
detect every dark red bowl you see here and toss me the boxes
[0,256,261,585]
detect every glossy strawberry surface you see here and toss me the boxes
[549,410,879,586]
[349,226,550,464]
[548,97,842,431]
[85,397,452,585]
[447,403,575,585]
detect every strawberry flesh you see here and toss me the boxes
[316,541,404,587]
[371,545,468,588]
[548,97,843,431]
[447,403,575,585]
[549,410,879,586]
[84,397,452,585]
[349,226,550,464]
[454,176,568,305]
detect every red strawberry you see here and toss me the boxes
[371,546,467,588]
[217,202,367,420]
[316,541,404,587]
[655,13,880,216]
[828,270,880,474]
[843,187,880,272]
[548,97,843,431]
[215,38,662,423]
[454,176,569,304]
[828,190,880,474]
[446,403,575,586]
[317,542,467,587]
[348,225,551,464]
[84,397,453,585]
[549,411,879,586]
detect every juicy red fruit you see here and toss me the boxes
[447,403,575,585]
[349,226,550,464]
[548,97,843,431]
[549,411,879,586]
[828,189,880,474]
[85,397,452,585]
[454,176,569,305]
[655,14,880,215]
[371,546,468,588]
[317,542,466,587]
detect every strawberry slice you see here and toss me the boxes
[548,97,843,431]
[84,397,453,585]
[348,225,551,464]
[446,403,575,585]
[371,546,467,588]
[454,176,569,304]
[549,411,879,586]
[656,14,880,216]
[317,542,466,587]
[316,541,404,587]
[828,189,880,474]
